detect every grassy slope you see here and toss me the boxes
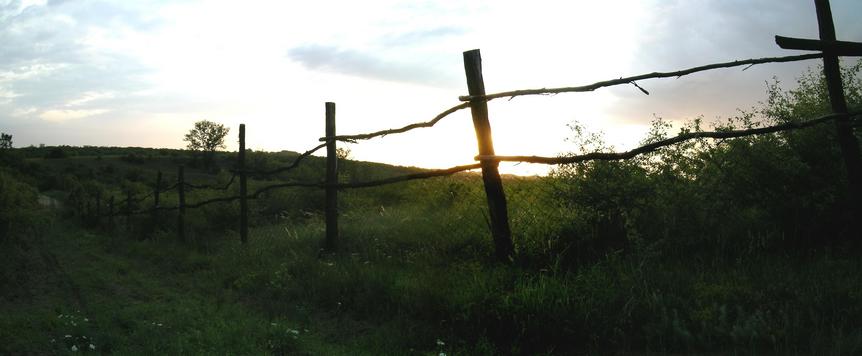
[0,218,361,355]
[3,148,862,355]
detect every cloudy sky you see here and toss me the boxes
[1,0,861,174]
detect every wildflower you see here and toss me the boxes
[439,353,446,356]
[436,339,445,347]
[83,318,88,322]
[270,322,278,326]
[64,335,72,338]
[89,344,96,350]
[288,329,299,335]
[71,345,78,352]
[157,323,163,327]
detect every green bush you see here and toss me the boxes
[0,171,40,239]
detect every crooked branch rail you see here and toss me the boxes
[476,112,861,165]
[319,53,823,143]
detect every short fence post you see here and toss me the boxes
[239,124,248,244]
[324,102,338,251]
[95,191,102,227]
[85,198,92,225]
[462,49,515,263]
[125,191,132,233]
[177,165,186,243]
[153,171,162,227]
[108,196,115,232]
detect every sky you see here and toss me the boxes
[1,0,861,175]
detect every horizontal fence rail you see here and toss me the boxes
[320,53,824,143]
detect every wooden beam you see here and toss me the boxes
[239,124,248,244]
[775,36,862,56]
[814,0,862,230]
[463,49,514,263]
[324,102,338,252]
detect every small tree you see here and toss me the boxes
[0,133,11,149]
[183,120,229,168]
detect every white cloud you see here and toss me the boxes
[39,108,108,122]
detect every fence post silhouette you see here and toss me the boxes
[239,124,248,244]
[325,102,338,251]
[463,49,514,263]
[152,171,162,235]
[95,191,102,227]
[814,0,862,230]
[125,190,132,233]
[177,165,186,242]
[108,195,115,232]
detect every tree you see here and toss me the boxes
[184,120,229,168]
[0,133,11,149]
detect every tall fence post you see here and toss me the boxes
[324,102,338,252]
[814,0,862,230]
[177,165,186,243]
[239,124,248,244]
[463,49,515,263]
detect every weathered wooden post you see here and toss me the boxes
[153,171,162,225]
[125,190,132,233]
[463,49,515,263]
[108,196,115,232]
[95,191,102,226]
[324,102,338,251]
[85,198,92,225]
[239,124,248,244]
[177,165,186,242]
[775,0,862,235]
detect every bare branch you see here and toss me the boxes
[234,142,327,176]
[459,53,823,102]
[475,112,854,165]
[320,103,471,142]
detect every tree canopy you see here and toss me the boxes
[184,121,229,153]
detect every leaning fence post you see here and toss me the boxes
[463,49,514,263]
[177,165,186,243]
[324,102,338,251]
[239,124,248,244]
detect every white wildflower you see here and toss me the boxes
[436,339,445,347]
[64,335,72,338]
[89,344,96,350]
[70,345,78,352]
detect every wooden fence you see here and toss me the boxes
[81,0,862,262]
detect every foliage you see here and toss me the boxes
[0,171,39,239]
[0,132,11,149]
[183,120,229,167]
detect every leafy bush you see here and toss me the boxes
[0,170,40,239]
